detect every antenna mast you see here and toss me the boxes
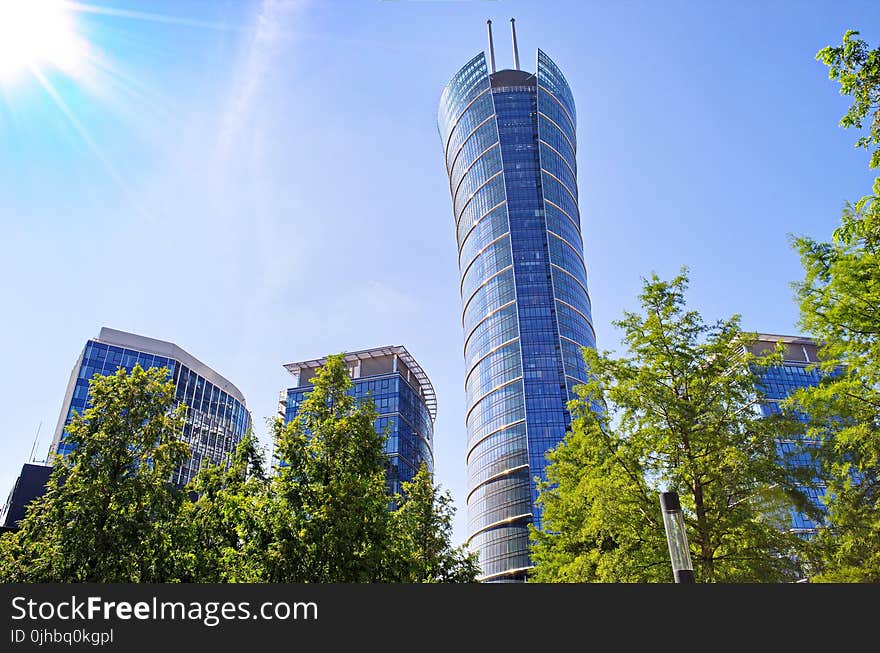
[510,18,520,70]
[29,421,42,462]
[486,20,496,73]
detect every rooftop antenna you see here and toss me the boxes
[510,17,520,70]
[486,19,496,73]
[29,421,42,462]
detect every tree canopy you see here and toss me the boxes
[0,364,188,582]
[388,463,480,583]
[0,355,478,583]
[174,431,271,582]
[266,353,393,582]
[787,30,880,582]
[530,271,815,582]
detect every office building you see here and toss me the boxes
[50,327,252,487]
[278,346,436,496]
[438,20,596,581]
[0,461,52,530]
[747,333,828,536]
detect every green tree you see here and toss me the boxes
[174,431,271,582]
[0,365,188,582]
[0,353,481,584]
[816,30,880,169]
[266,353,392,582]
[389,463,480,583]
[530,271,815,583]
[787,30,880,582]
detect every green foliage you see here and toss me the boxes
[783,30,880,583]
[0,365,188,582]
[530,271,814,583]
[266,353,393,582]
[0,352,479,584]
[817,30,880,168]
[0,530,16,578]
[174,431,271,582]
[389,463,480,583]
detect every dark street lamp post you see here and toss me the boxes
[660,491,694,583]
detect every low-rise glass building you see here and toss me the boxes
[276,346,436,495]
[50,327,252,487]
[0,462,52,530]
[747,333,828,536]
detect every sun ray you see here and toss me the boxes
[63,1,243,32]
[1,0,244,225]
[31,65,155,224]
[78,45,179,125]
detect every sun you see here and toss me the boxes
[0,0,88,83]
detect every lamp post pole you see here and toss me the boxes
[660,491,695,583]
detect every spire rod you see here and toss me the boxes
[486,19,496,73]
[510,18,520,70]
[29,421,41,462]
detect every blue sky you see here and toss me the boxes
[1,0,878,546]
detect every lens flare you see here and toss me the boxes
[0,0,88,82]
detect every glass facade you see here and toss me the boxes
[439,50,596,581]
[50,328,251,487]
[752,336,828,535]
[278,347,436,496]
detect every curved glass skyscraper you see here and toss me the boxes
[438,25,596,582]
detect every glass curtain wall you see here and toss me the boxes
[439,49,595,582]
